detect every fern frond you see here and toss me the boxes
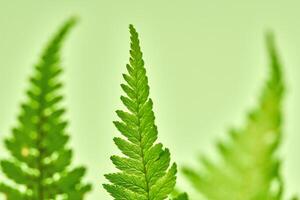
[103,24,177,200]
[0,17,91,199]
[183,34,284,200]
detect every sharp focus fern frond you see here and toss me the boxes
[0,17,91,200]
[103,24,177,200]
[183,34,285,200]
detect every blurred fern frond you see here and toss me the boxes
[0,17,91,200]
[183,34,285,200]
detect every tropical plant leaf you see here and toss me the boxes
[103,24,177,200]
[0,17,91,200]
[183,34,285,200]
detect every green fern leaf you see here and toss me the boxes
[183,34,284,200]
[171,193,189,200]
[103,24,177,200]
[0,17,91,200]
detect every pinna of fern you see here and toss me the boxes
[103,25,177,200]
[183,33,289,200]
[0,17,91,199]
[171,193,189,200]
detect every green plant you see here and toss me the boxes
[103,25,177,200]
[183,34,294,200]
[0,17,91,199]
[171,193,189,200]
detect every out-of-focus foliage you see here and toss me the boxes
[0,17,91,200]
[183,34,289,200]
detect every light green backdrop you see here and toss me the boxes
[0,0,299,199]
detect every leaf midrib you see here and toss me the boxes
[133,64,151,200]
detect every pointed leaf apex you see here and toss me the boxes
[67,15,80,25]
[129,24,135,30]
[265,31,278,59]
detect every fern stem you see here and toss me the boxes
[137,105,151,199]
[36,90,47,199]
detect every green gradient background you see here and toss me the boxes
[0,0,299,199]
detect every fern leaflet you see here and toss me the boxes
[171,193,189,200]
